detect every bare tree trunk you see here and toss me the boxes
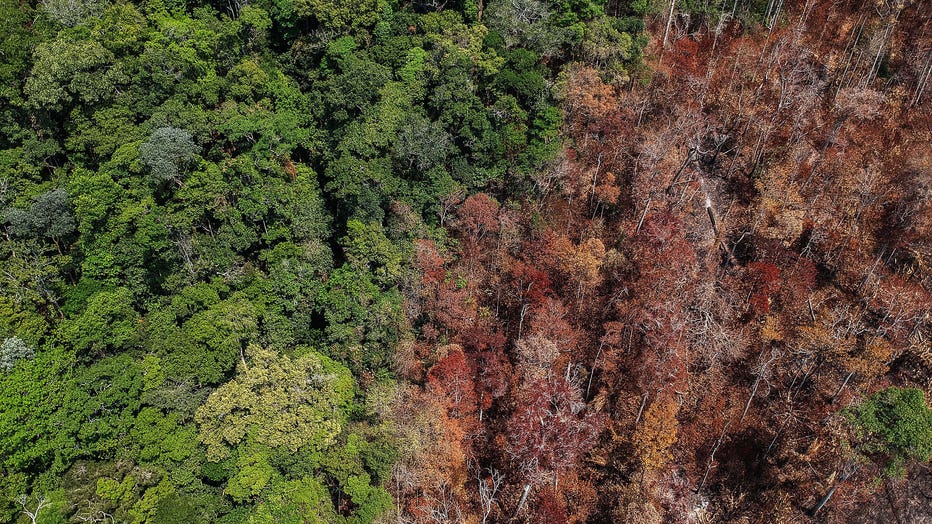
[810,462,858,516]
[834,11,867,101]
[913,51,932,107]
[634,392,649,426]
[810,484,837,516]
[667,148,695,192]
[478,467,504,524]
[705,198,719,236]
[741,348,778,422]
[513,484,531,519]
[17,495,50,524]
[831,371,854,404]
[635,197,651,235]
[662,0,677,50]
[697,420,731,492]
[586,340,605,400]
[517,302,529,340]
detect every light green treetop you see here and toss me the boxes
[195,344,354,461]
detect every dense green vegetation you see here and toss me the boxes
[0,0,644,521]
[846,387,932,479]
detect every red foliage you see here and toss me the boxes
[534,486,569,524]
[427,347,479,423]
[747,261,782,315]
[504,375,605,482]
[507,260,553,308]
[415,238,446,285]
[456,193,500,243]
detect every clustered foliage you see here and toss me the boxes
[0,0,642,521]
[1,0,930,521]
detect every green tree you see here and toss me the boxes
[3,188,76,243]
[24,37,123,110]
[394,114,453,172]
[291,0,384,29]
[846,387,932,478]
[317,266,404,374]
[139,127,200,185]
[194,344,354,461]
[152,297,258,386]
[61,354,143,459]
[342,220,403,283]
[39,0,104,27]
[59,287,138,357]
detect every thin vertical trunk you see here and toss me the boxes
[667,148,695,192]
[913,51,932,106]
[741,372,763,422]
[635,197,652,234]
[835,12,867,101]
[662,0,677,50]
[634,393,649,425]
[810,462,858,515]
[586,340,605,400]
[831,371,854,404]
[764,413,789,459]
[513,484,531,519]
[810,484,837,516]
[517,302,529,340]
[697,420,731,493]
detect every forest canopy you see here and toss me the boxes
[0,0,930,522]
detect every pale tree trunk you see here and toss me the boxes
[513,483,532,519]
[662,0,677,50]
[697,419,731,493]
[586,340,605,400]
[913,51,932,107]
[634,392,649,425]
[635,197,651,235]
[831,371,854,404]
[810,461,858,516]
[17,495,50,524]
[740,348,778,422]
[477,467,504,524]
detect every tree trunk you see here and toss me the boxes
[586,340,604,400]
[513,484,531,519]
[831,371,854,404]
[810,484,837,516]
[697,420,731,492]
[635,197,651,235]
[662,0,677,50]
[634,392,649,425]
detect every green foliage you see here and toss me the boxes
[485,0,572,58]
[39,0,105,27]
[62,354,143,459]
[846,387,932,478]
[131,407,197,465]
[139,127,200,184]
[194,344,354,461]
[3,188,76,241]
[24,36,123,110]
[0,0,647,518]
[0,347,73,476]
[317,266,404,374]
[59,287,138,357]
[342,220,404,283]
[154,297,258,385]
